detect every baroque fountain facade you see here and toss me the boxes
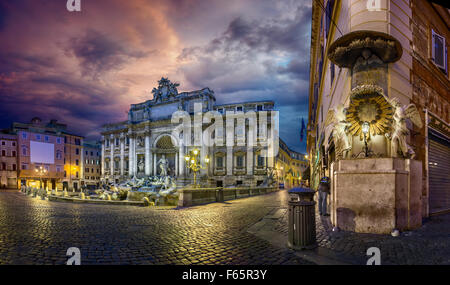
[97,78,278,205]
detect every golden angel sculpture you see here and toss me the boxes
[386,98,423,159]
[325,104,352,159]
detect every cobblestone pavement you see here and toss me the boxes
[273,192,450,265]
[0,191,314,265]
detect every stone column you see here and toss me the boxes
[120,134,124,177]
[129,136,134,177]
[179,145,185,176]
[101,136,105,177]
[247,147,253,175]
[153,153,157,175]
[145,134,151,176]
[110,134,114,176]
[175,152,179,176]
[226,146,233,175]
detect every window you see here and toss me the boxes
[75,138,81,145]
[22,132,27,139]
[256,105,263,111]
[330,62,335,84]
[125,137,129,145]
[85,176,89,180]
[56,165,62,172]
[64,170,67,177]
[12,142,16,147]
[85,159,89,165]
[106,139,110,147]
[75,159,79,166]
[64,136,67,144]
[75,148,79,155]
[91,159,94,164]
[12,164,16,171]
[1,141,4,145]
[325,0,335,39]
[257,155,264,166]
[1,150,5,156]
[85,168,89,173]
[36,134,41,140]
[236,155,244,167]
[216,156,223,168]
[56,137,61,144]
[44,136,49,142]
[432,29,447,72]
[91,168,94,173]
[1,163,5,170]
[76,172,79,178]
[236,106,243,112]
[115,138,119,146]
[56,151,62,160]
[85,151,88,156]
[90,151,93,156]
[217,108,224,114]
[12,151,16,157]
[22,164,28,170]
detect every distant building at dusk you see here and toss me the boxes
[11,117,65,190]
[276,139,308,189]
[0,132,18,189]
[82,141,102,188]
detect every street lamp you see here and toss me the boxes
[358,121,374,158]
[35,166,47,189]
[185,148,209,187]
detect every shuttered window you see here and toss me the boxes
[428,130,450,214]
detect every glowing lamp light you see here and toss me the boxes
[205,157,210,163]
[362,121,370,134]
[191,159,195,164]
[193,149,199,155]
[185,156,190,161]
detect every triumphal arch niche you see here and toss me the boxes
[326,31,424,234]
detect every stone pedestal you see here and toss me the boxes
[331,158,422,234]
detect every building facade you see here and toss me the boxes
[101,77,279,187]
[62,133,84,191]
[307,0,449,218]
[276,139,308,189]
[82,141,102,188]
[12,118,65,190]
[0,132,18,189]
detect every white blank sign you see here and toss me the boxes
[30,141,55,164]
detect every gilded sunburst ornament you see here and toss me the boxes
[346,86,393,140]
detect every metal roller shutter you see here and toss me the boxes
[428,130,450,214]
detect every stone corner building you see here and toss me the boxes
[101,77,278,187]
[307,0,449,233]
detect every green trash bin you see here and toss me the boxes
[287,187,317,250]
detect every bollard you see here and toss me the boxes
[80,192,85,200]
[287,187,317,250]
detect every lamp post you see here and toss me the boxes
[184,148,209,187]
[361,121,374,158]
[35,166,47,189]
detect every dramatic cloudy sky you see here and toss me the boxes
[0,0,311,152]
